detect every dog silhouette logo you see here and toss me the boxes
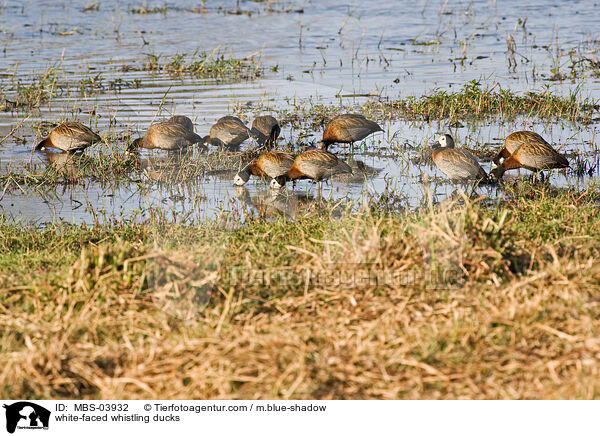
[3,402,50,434]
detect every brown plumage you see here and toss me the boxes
[271,149,352,189]
[233,151,295,186]
[431,134,488,182]
[168,115,194,133]
[492,131,549,166]
[36,122,101,153]
[130,121,203,151]
[204,116,251,151]
[318,114,383,153]
[250,115,281,149]
[491,132,569,180]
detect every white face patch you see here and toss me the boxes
[270,178,283,189]
[233,175,246,186]
[438,135,446,146]
[491,156,504,170]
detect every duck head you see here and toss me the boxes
[233,163,252,186]
[432,134,455,149]
[270,175,287,189]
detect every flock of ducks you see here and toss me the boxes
[35,113,570,191]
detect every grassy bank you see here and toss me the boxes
[1,183,600,399]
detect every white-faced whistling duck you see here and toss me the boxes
[491,131,547,167]
[203,116,251,151]
[431,134,488,182]
[271,149,352,190]
[317,113,383,153]
[491,131,569,180]
[250,115,281,150]
[35,121,101,153]
[129,121,204,152]
[233,150,295,187]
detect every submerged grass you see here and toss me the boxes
[143,50,264,80]
[1,184,599,399]
[0,67,60,111]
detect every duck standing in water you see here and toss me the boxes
[129,120,204,152]
[203,116,251,151]
[491,131,569,180]
[431,134,488,182]
[271,149,352,191]
[317,114,383,153]
[233,150,295,187]
[35,121,101,153]
[250,115,280,150]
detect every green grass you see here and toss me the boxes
[378,80,599,123]
[1,185,600,399]
[144,50,264,80]
[0,67,60,110]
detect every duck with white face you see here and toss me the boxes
[270,176,285,189]
[271,149,353,191]
[490,131,569,181]
[430,134,489,182]
[233,163,253,186]
[233,151,295,188]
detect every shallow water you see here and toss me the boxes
[0,0,599,224]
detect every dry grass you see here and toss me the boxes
[1,185,600,399]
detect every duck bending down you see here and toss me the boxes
[271,149,352,190]
[491,131,569,180]
[317,114,382,153]
[203,116,252,151]
[233,150,295,187]
[36,121,101,153]
[129,121,204,152]
[250,115,280,150]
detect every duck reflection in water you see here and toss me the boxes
[233,186,321,219]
